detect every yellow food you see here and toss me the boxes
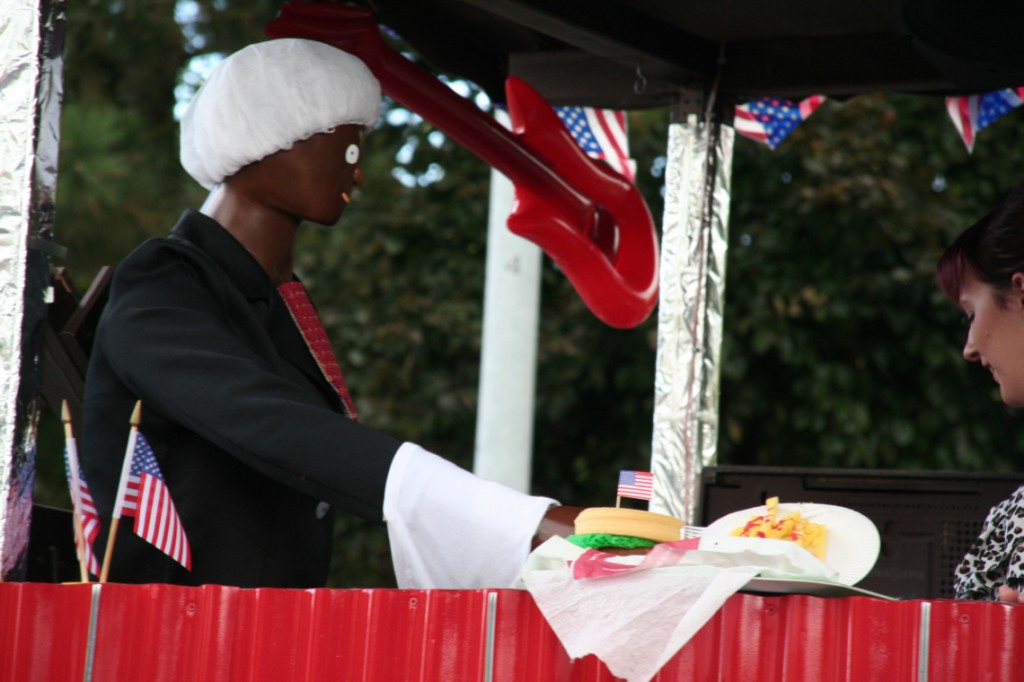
[574,507,683,543]
[729,497,828,559]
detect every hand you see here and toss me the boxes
[532,505,583,549]
[997,585,1024,604]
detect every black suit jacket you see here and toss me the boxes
[81,210,400,587]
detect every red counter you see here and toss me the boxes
[1,583,1022,681]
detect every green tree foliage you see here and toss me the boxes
[55,0,280,282]
[721,93,1024,472]
[38,3,1024,587]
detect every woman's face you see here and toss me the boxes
[959,270,1024,406]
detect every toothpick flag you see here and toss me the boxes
[734,95,826,150]
[556,106,636,182]
[617,470,655,501]
[946,87,1024,153]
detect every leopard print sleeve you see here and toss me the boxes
[953,485,1024,601]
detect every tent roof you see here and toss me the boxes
[362,0,1024,109]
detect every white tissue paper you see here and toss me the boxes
[516,535,839,682]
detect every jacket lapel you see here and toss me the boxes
[171,210,344,410]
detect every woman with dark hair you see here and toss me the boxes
[937,188,1024,602]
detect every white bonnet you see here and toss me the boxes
[180,38,381,189]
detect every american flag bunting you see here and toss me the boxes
[556,106,636,182]
[946,87,1024,153]
[735,95,825,150]
[121,432,191,570]
[63,442,102,577]
[617,470,655,501]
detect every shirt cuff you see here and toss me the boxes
[383,441,558,589]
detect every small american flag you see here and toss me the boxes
[121,432,191,570]
[734,95,825,150]
[556,106,636,182]
[63,442,102,577]
[946,87,1024,153]
[617,470,654,501]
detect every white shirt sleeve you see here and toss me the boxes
[384,441,558,589]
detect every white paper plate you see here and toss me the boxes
[742,577,893,600]
[704,502,881,586]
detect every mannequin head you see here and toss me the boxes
[180,38,380,192]
[224,124,365,226]
[180,39,381,281]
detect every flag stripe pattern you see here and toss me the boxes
[732,89,1023,155]
[556,106,636,182]
[945,87,1024,153]
[63,444,102,576]
[136,473,190,569]
[735,95,825,150]
[617,470,655,501]
[122,432,191,570]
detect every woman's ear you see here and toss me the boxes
[1014,272,1024,294]
[1012,273,1024,309]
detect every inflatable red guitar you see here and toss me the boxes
[266,2,659,328]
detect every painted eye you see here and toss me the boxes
[345,144,360,165]
[961,313,974,327]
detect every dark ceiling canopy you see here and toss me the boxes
[350,0,1024,109]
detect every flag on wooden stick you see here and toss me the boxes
[123,431,191,571]
[101,401,191,581]
[62,402,100,580]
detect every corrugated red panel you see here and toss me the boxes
[0,582,94,682]
[493,593,923,682]
[927,598,1024,682]
[1,583,1022,681]
[90,585,495,681]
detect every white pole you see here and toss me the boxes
[472,109,543,493]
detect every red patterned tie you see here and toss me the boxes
[278,281,359,421]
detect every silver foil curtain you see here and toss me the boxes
[0,0,65,579]
[650,110,734,524]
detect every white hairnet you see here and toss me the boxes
[180,38,381,190]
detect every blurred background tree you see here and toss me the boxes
[35,0,1024,587]
[721,93,1024,472]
